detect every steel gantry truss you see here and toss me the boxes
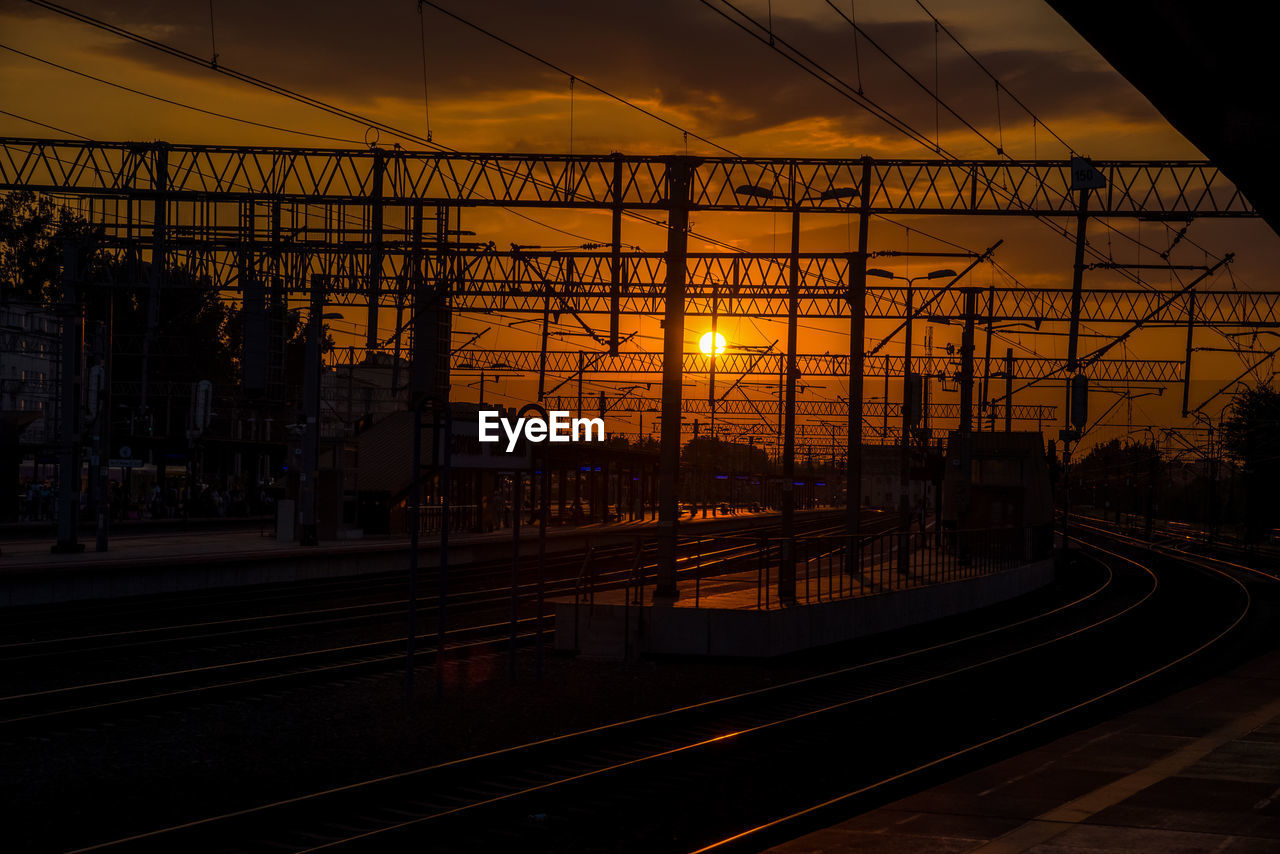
[543,396,1057,423]
[0,141,1254,214]
[462,350,1186,383]
[3,137,1267,598]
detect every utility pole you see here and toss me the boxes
[897,277,915,575]
[366,147,385,352]
[140,143,168,421]
[1181,290,1196,416]
[95,293,113,552]
[537,278,551,401]
[982,283,995,431]
[779,200,800,604]
[1063,182,1093,554]
[1004,348,1014,432]
[958,288,978,544]
[609,153,623,356]
[846,157,871,564]
[53,243,84,554]
[299,274,324,546]
[655,156,692,603]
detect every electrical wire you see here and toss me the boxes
[0,44,362,144]
[0,107,88,139]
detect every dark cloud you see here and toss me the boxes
[11,0,1161,153]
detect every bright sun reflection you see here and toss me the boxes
[699,330,727,356]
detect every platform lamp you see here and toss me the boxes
[865,267,955,574]
[732,180,858,605]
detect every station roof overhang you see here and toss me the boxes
[1047,1,1280,235]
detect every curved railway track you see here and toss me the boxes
[13,516,1268,853]
[58,520,1261,854]
[0,514,862,728]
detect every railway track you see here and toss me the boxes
[1,511,859,650]
[53,519,1264,853]
[1,512,853,646]
[0,514,865,728]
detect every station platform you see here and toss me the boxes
[0,509,817,607]
[769,650,1280,853]
[556,541,1055,658]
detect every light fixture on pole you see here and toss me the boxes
[865,267,956,574]
[734,180,858,603]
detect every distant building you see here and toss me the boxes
[860,443,937,513]
[320,351,409,439]
[0,301,59,445]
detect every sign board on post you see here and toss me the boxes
[1070,157,1106,191]
[436,412,533,470]
[109,444,143,467]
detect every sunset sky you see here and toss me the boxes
[3,0,1277,448]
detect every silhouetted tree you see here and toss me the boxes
[1072,439,1162,521]
[0,190,102,306]
[1221,383,1280,541]
[0,191,328,442]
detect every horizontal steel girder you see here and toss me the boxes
[453,350,1183,383]
[1,139,1254,216]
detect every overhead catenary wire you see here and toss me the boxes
[911,0,1232,271]
[0,43,362,145]
[0,107,88,140]
[15,0,1226,437]
[416,1,432,141]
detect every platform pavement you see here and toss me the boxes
[768,650,1280,853]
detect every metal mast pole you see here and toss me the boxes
[846,157,871,564]
[655,157,692,602]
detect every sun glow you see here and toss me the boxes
[699,331,727,356]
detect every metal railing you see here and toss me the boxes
[569,524,1045,625]
[750,526,1038,609]
[405,503,481,534]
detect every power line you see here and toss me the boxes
[419,1,740,158]
[0,107,87,139]
[414,1,1023,317]
[910,0,1230,270]
[711,0,1216,296]
[0,43,362,145]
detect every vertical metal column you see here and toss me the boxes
[1181,290,1196,416]
[1004,348,1014,432]
[709,284,718,437]
[299,274,324,546]
[655,157,692,602]
[406,394,422,699]
[95,293,113,552]
[609,153,623,356]
[982,283,995,430]
[960,288,977,430]
[1065,187,1091,429]
[538,280,551,400]
[1063,187,1091,553]
[847,157,871,559]
[140,144,168,418]
[366,148,386,352]
[779,201,800,605]
[897,279,914,574]
[53,244,84,554]
[958,288,978,535]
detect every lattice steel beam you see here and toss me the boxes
[543,395,1056,421]
[70,243,1280,325]
[452,350,1183,383]
[0,140,1253,216]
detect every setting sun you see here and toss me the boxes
[698,330,727,356]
